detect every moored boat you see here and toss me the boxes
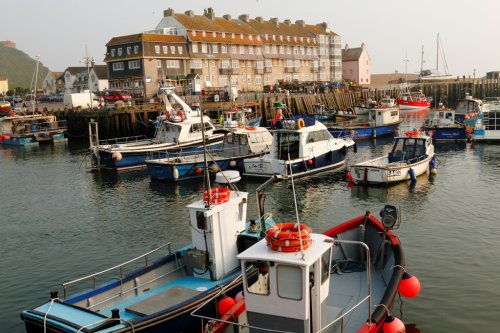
[312,103,356,122]
[397,89,431,110]
[348,130,436,186]
[89,87,225,171]
[20,175,276,333]
[145,126,273,181]
[472,100,500,143]
[192,205,420,333]
[327,105,401,140]
[354,96,396,115]
[423,106,467,141]
[0,114,67,146]
[454,93,484,125]
[243,103,354,179]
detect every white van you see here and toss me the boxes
[63,92,99,110]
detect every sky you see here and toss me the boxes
[2,0,499,78]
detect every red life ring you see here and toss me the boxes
[266,223,312,240]
[270,240,312,252]
[203,187,231,205]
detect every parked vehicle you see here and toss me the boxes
[51,92,65,102]
[63,92,99,110]
[103,89,132,103]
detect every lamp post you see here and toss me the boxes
[82,46,95,111]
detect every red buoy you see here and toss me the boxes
[383,315,405,333]
[307,159,313,165]
[195,167,203,174]
[217,297,236,316]
[346,171,353,181]
[398,272,421,298]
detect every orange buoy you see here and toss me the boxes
[383,315,405,333]
[217,297,236,316]
[398,272,421,298]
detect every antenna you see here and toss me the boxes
[288,153,306,260]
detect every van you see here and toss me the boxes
[63,92,99,110]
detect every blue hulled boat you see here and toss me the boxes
[145,126,273,181]
[327,105,401,140]
[423,106,467,141]
[20,176,276,333]
[89,87,225,171]
[244,103,355,179]
[0,114,67,146]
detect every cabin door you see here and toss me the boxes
[310,247,332,333]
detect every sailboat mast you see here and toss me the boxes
[420,46,424,73]
[436,33,440,72]
[32,56,39,115]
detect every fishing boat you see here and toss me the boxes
[423,105,467,141]
[472,100,500,143]
[217,106,261,128]
[327,105,401,140]
[0,100,11,113]
[89,87,225,171]
[192,205,420,333]
[354,96,396,115]
[145,126,273,181]
[348,130,436,186]
[397,88,431,110]
[312,103,356,122]
[454,93,484,125]
[20,170,277,333]
[0,114,67,146]
[243,103,355,179]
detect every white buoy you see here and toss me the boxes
[173,166,179,180]
[215,170,241,184]
[111,151,122,161]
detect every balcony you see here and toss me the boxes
[254,68,264,74]
[190,68,203,74]
[285,67,299,73]
[264,67,273,73]
[219,68,239,75]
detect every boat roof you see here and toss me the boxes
[237,233,332,267]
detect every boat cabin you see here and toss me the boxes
[368,106,400,126]
[388,135,431,164]
[238,233,334,333]
[426,108,456,126]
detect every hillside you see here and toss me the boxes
[0,41,50,91]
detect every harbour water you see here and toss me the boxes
[1,111,500,332]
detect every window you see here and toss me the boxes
[118,48,123,56]
[166,60,180,68]
[222,32,226,38]
[201,43,207,54]
[163,45,168,54]
[239,45,245,54]
[126,46,131,55]
[154,46,160,54]
[220,59,230,68]
[212,44,218,54]
[245,262,270,295]
[231,45,237,54]
[128,60,140,69]
[264,59,272,68]
[157,60,162,68]
[279,45,285,54]
[240,33,244,39]
[249,35,253,40]
[231,75,238,85]
[248,46,254,55]
[170,46,176,54]
[221,44,227,53]
[112,62,124,71]
[192,43,198,53]
[231,33,235,38]
[178,46,183,54]
[255,75,262,84]
[110,49,115,57]
[134,45,139,54]
[191,59,202,69]
[192,30,196,36]
[255,61,264,69]
[212,31,216,38]
[231,60,239,68]
[219,75,228,86]
[277,265,302,300]
[202,31,206,37]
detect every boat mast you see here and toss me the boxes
[436,32,440,72]
[32,56,40,115]
[420,45,424,74]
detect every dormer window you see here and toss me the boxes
[257,35,261,41]
[202,31,206,37]
[280,36,283,41]
[231,33,235,38]
[222,32,226,38]
[287,36,290,42]
[212,31,216,38]
[192,30,196,36]
[240,33,244,39]
[272,35,276,41]
[249,35,253,40]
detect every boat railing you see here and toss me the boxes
[62,242,174,300]
[98,134,148,146]
[191,239,372,333]
[16,120,68,134]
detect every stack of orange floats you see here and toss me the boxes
[265,223,312,252]
[203,187,231,205]
[405,130,421,138]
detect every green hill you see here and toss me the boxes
[0,42,50,92]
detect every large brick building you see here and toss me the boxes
[104,8,342,98]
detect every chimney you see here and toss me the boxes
[345,44,349,50]
[239,14,249,22]
[204,7,215,20]
[361,42,366,49]
[255,16,264,23]
[164,8,174,17]
[270,18,279,27]
[319,22,328,31]
[185,10,194,17]
[295,20,305,27]
[284,19,291,26]
[223,14,232,21]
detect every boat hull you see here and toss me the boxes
[424,126,466,141]
[328,122,401,140]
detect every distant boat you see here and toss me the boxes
[472,100,500,143]
[454,93,484,125]
[417,33,455,81]
[217,105,261,128]
[397,87,432,110]
[349,130,436,186]
[312,103,356,121]
[423,106,467,141]
[327,105,401,140]
[354,96,397,115]
[0,114,67,145]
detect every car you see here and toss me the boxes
[52,92,65,102]
[103,90,132,103]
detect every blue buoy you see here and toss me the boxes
[408,168,417,182]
